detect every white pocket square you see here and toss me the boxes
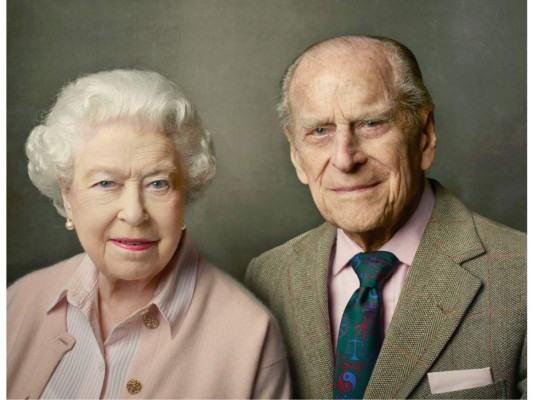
[427,367,493,394]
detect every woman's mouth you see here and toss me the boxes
[111,238,156,251]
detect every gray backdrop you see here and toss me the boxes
[7,0,526,285]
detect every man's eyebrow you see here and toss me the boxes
[299,118,335,130]
[357,107,395,121]
[298,109,394,130]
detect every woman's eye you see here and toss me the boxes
[96,180,116,189]
[149,180,169,190]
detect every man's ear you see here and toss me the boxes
[59,181,74,219]
[418,108,437,171]
[288,136,309,185]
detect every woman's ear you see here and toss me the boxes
[59,181,74,219]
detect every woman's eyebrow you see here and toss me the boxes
[82,167,120,179]
[142,166,179,177]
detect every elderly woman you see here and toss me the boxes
[7,69,290,399]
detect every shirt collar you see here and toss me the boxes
[332,179,435,276]
[47,254,99,315]
[46,234,198,338]
[150,234,198,337]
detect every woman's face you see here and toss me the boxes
[62,122,186,285]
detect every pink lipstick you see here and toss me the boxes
[111,238,155,251]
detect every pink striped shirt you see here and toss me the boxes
[329,181,435,350]
[41,237,198,399]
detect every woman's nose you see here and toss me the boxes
[117,186,148,226]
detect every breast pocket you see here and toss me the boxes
[431,380,507,399]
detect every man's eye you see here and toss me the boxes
[313,127,328,136]
[149,180,169,190]
[363,120,381,128]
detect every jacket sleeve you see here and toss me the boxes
[518,335,526,399]
[245,256,273,308]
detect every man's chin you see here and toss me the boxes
[329,213,392,245]
[333,219,385,236]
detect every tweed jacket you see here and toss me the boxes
[8,247,291,399]
[246,181,526,399]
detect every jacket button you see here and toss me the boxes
[126,379,142,395]
[143,314,159,329]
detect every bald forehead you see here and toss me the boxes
[288,39,398,117]
[305,37,391,65]
[292,38,396,91]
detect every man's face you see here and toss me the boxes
[288,45,436,249]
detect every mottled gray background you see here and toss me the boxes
[7,0,526,285]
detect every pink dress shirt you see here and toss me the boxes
[329,181,435,350]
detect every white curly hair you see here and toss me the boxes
[25,69,216,217]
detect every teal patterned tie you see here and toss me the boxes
[333,251,399,399]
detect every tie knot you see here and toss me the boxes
[349,251,399,288]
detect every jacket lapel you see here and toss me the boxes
[12,300,76,399]
[365,182,485,399]
[289,223,336,399]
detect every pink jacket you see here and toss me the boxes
[8,253,291,399]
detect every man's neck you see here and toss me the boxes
[345,183,426,251]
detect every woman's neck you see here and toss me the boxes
[97,273,161,341]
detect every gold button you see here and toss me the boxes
[127,379,142,395]
[143,314,159,329]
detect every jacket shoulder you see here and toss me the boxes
[472,212,526,253]
[248,223,335,271]
[245,222,334,305]
[469,212,526,292]
[8,254,85,308]
[247,223,333,276]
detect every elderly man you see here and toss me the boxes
[245,36,526,399]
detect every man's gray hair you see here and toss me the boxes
[26,69,216,217]
[277,35,434,136]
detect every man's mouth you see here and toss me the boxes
[332,182,380,194]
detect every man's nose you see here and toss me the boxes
[117,186,147,226]
[331,129,367,172]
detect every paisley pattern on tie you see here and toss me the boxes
[334,251,399,399]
